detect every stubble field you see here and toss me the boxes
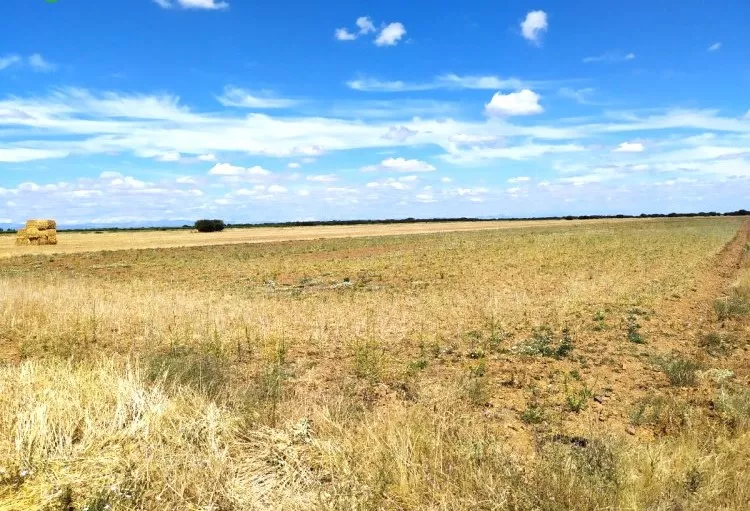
[1,217,749,510]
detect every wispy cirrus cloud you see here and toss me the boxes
[0,54,22,71]
[347,74,526,92]
[28,53,56,72]
[583,52,635,63]
[217,86,298,109]
[154,0,228,10]
[0,53,56,72]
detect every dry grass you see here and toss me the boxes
[1,217,749,509]
[2,217,648,258]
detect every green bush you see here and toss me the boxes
[194,219,226,233]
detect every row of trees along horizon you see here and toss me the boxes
[0,209,748,233]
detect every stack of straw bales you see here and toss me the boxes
[16,219,58,246]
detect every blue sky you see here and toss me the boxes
[1,0,749,226]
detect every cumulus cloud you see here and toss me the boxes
[521,10,548,44]
[356,16,376,34]
[363,157,436,173]
[708,42,722,52]
[154,0,228,9]
[335,28,357,41]
[217,86,296,109]
[613,142,645,153]
[335,16,385,42]
[375,22,407,46]
[485,89,543,116]
[198,154,216,162]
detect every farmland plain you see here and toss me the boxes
[1,217,749,510]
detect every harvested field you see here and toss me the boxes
[1,217,749,510]
[2,218,642,258]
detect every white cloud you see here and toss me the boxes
[451,133,499,144]
[383,125,417,141]
[356,16,375,34]
[28,54,56,72]
[155,151,181,162]
[440,177,453,183]
[198,153,216,162]
[485,89,543,116]
[0,148,69,162]
[208,163,271,177]
[176,176,197,184]
[154,0,228,9]
[335,16,378,42]
[335,28,357,41]
[508,176,530,183]
[415,193,436,203]
[287,162,301,169]
[363,157,436,173]
[436,74,525,90]
[708,42,722,52]
[347,74,524,92]
[307,174,338,182]
[583,52,636,64]
[0,55,21,71]
[217,86,296,109]
[375,22,406,47]
[521,11,548,44]
[267,185,288,193]
[559,87,595,105]
[442,143,584,165]
[613,142,645,153]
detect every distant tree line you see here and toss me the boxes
[1,209,746,233]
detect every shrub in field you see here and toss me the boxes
[655,355,701,387]
[626,314,646,344]
[145,346,228,399]
[699,331,732,356]
[629,395,692,434]
[521,402,546,424]
[717,388,750,430]
[194,219,226,232]
[517,326,574,358]
[566,387,593,413]
[714,287,750,320]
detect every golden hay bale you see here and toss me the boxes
[26,219,57,230]
[24,226,41,239]
[14,237,31,246]
[42,232,58,245]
